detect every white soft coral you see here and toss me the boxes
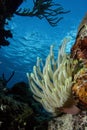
[27,38,74,115]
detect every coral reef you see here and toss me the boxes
[71,13,87,110]
[0,5,87,130]
[0,80,49,130]
[48,111,87,130]
[71,13,87,60]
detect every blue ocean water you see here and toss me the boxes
[0,0,87,87]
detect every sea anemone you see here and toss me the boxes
[27,38,74,115]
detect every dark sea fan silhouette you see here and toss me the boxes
[15,0,70,27]
[0,0,70,47]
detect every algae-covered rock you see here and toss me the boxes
[0,81,49,130]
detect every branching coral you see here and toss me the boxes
[27,38,74,115]
[0,0,70,47]
[15,0,70,26]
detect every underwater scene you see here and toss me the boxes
[0,0,87,130]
